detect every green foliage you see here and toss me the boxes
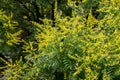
[0,10,22,63]
[0,0,120,80]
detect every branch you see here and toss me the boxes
[32,1,42,21]
[51,2,55,27]
[15,0,36,21]
[57,0,61,7]
[40,4,44,19]
[46,0,52,5]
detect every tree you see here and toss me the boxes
[0,0,120,79]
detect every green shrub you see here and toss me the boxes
[0,0,120,80]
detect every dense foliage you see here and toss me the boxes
[0,0,120,80]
